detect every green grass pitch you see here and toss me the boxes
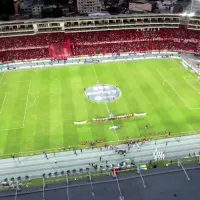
[0,59,200,156]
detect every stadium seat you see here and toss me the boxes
[0,28,199,62]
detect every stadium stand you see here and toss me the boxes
[68,28,200,44]
[0,28,199,62]
[0,33,66,50]
[0,49,49,62]
[70,41,199,56]
[69,28,200,56]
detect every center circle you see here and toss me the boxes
[85,84,121,103]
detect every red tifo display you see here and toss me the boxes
[49,36,72,60]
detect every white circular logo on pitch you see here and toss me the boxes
[85,84,121,103]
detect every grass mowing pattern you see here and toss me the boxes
[0,59,200,156]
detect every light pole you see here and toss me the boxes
[178,159,190,181]
[66,174,70,200]
[14,181,19,200]
[137,165,147,188]
[42,177,45,200]
[114,170,124,200]
[89,172,95,196]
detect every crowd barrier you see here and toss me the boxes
[0,52,199,76]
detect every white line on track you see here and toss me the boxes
[157,69,192,110]
[0,93,7,114]
[92,64,119,141]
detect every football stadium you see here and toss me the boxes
[0,1,200,199]
[1,58,200,156]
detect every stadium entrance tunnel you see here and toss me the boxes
[85,84,121,103]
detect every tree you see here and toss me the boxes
[0,0,15,15]
[52,6,63,17]
[0,15,9,21]
[41,9,53,18]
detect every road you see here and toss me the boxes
[0,134,200,181]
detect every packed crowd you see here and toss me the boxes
[69,28,200,44]
[71,41,199,56]
[0,28,199,62]
[0,33,66,61]
[70,28,200,56]
[0,49,49,62]
[0,33,66,50]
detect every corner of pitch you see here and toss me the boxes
[85,84,121,103]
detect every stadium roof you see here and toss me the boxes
[1,165,200,200]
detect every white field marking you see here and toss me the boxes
[21,80,31,128]
[26,92,36,110]
[181,76,200,110]
[158,67,178,71]
[156,69,192,110]
[183,76,200,95]
[92,64,119,141]
[1,80,31,84]
[92,64,99,84]
[163,78,200,108]
[0,93,7,114]
[0,127,23,132]
[163,80,176,94]
[196,78,200,86]
[188,107,200,110]
[0,80,32,131]
[0,72,5,84]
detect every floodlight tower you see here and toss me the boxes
[180,0,197,28]
[188,0,196,17]
[190,0,195,14]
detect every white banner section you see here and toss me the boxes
[109,126,120,130]
[74,120,88,125]
[134,113,147,117]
